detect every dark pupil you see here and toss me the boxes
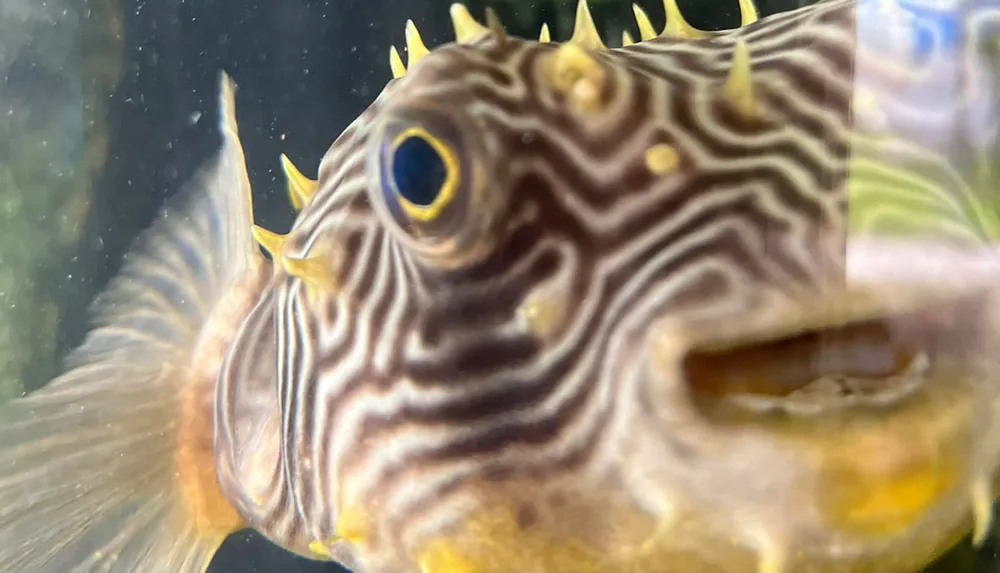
[392,136,446,207]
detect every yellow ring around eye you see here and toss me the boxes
[391,126,460,222]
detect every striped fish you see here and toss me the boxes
[4,0,1000,572]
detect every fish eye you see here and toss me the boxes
[388,127,458,221]
[368,107,507,268]
[369,110,498,267]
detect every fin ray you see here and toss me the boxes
[0,72,255,573]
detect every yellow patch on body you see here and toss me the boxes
[176,375,245,537]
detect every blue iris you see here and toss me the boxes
[391,135,446,207]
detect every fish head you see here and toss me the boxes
[275,2,1000,571]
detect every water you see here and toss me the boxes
[2,0,999,571]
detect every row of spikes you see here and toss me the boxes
[258,0,762,283]
[265,0,759,218]
[390,0,760,79]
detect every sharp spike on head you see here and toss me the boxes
[722,40,757,119]
[405,20,430,67]
[738,0,759,26]
[282,253,341,296]
[280,154,318,211]
[538,23,551,43]
[484,7,506,42]
[450,4,488,43]
[389,45,406,79]
[622,30,635,47]
[251,225,288,259]
[971,479,995,547]
[544,43,607,114]
[632,4,657,41]
[569,0,606,50]
[661,0,705,39]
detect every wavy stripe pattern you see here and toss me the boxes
[215,0,1000,569]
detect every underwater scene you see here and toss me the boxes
[3,0,1000,571]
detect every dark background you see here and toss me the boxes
[53,0,996,570]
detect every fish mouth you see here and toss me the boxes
[635,239,1000,568]
[681,282,990,536]
[682,278,991,419]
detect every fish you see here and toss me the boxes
[3,0,1000,572]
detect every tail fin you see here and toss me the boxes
[0,73,260,573]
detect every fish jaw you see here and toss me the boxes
[611,242,1000,572]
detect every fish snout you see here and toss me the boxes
[622,279,1000,571]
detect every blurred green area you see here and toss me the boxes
[846,27,1000,246]
[847,133,1000,246]
[0,0,123,400]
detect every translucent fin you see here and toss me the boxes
[0,72,258,573]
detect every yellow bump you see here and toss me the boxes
[661,0,705,39]
[971,479,994,547]
[622,30,635,47]
[519,293,567,340]
[308,539,333,558]
[282,253,340,297]
[390,45,406,79]
[722,41,757,119]
[405,20,431,67]
[545,43,607,114]
[539,23,551,43]
[644,144,680,175]
[250,225,288,259]
[569,0,606,50]
[632,4,657,41]
[280,154,318,211]
[738,0,759,26]
[418,539,480,573]
[450,4,488,43]
[335,505,371,546]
